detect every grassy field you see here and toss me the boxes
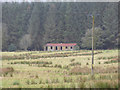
[1,50,118,88]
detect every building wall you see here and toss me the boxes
[62,46,65,50]
[48,46,51,51]
[53,46,55,51]
[58,46,60,51]
[44,45,77,51]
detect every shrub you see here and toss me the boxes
[31,80,37,84]
[10,73,13,77]
[63,65,69,70]
[103,57,106,60]
[98,57,102,60]
[14,62,17,64]
[36,61,39,64]
[69,62,81,66]
[8,44,17,52]
[29,63,31,66]
[70,83,76,88]
[63,77,72,83]
[108,56,117,60]
[98,62,101,64]
[39,79,42,84]
[98,57,107,60]
[57,65,62,68]
[60,84,66,88]
[78,82,86,88]
[54,64,58,67]
[26,80,30,85]
[55,78,59,83]
[49,61,52,64]
[13,81,19,85]
[11,62,13,64]
[21,61,25,64]
[94,81,112,88]
[46,79,50,84]
[111,60,117,63]
[43,64,46,67]
[3,73,8,77]
[51,78,59,83]
[54,64,62,68]
[86,62,89,65]
[35,74,39,78]
[104,60,117,64]
[47,84,52,88]
[70,59,75,62]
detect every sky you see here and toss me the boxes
[0,0,120,2]
[0,0,119,2]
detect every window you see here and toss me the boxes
[51,46,53,49]
[46,46,48,51]
[66,46,68,49]
[56,46,58,50]
[60,46,62,50]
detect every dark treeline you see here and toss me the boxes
[2,2,119,51]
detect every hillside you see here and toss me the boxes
[2,2,119,51]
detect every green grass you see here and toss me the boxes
[1,50,118,88]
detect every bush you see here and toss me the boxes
[39,79,42,84]
[8,44,17,52]
[98,57,107,60]
[63,77,72,83]
[26,80,30,85]
[46,79,49,84]
[49,61,52,64]
[31,80,37,84]
[43,64,46,67]
[60,84,66,88]
[54,64,58,67]
[10,73,13,77]
[13,81,19,85]
[70,83,76,88]
[70,59,75,62]
[29,63,32,66]
[69,62,81,66]
[3,73,8,77]
[51,78,59,83]
[63,65,69,70]
[54,64,62,68]
[35,74,39,78]
[86,62,89,65]
[47,84,52,88]
[14,62,17,64]
[78,82,86,88]
[57,65,62,68]
[104,60,117,64]
[11,62,13,64]
[94,81,112,88]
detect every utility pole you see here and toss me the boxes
[91,15,94,77]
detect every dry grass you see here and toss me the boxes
[69,66,118,75]
[69,66,90,75]
[2,50,118,88]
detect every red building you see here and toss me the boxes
[44,43,79,51]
